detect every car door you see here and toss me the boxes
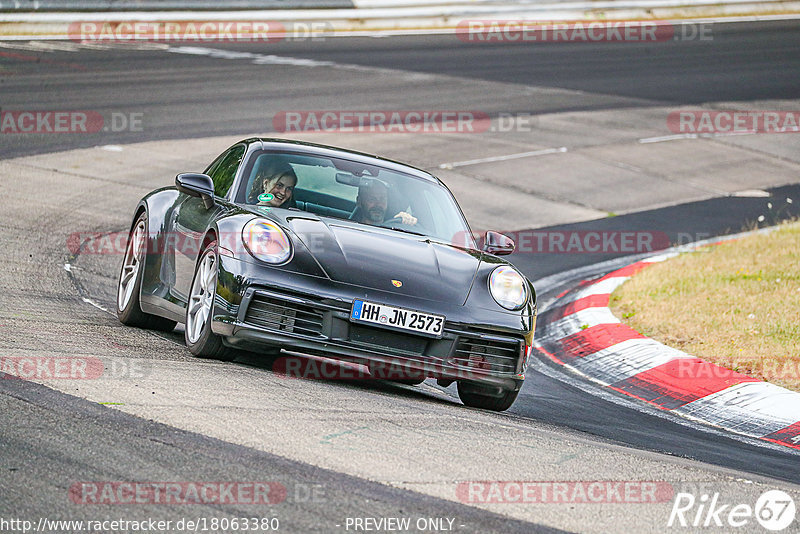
[171,143,246,302]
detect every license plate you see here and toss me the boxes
[350,300,445,338]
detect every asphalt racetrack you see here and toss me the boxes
[1,20,800,533]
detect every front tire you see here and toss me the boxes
[117,214,177,332]
[185,240,234,361]
[457,382,520,411]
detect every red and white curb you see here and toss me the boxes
[534,253,800,451]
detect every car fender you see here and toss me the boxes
[134,187,185,321]
[214,212,328,278]
[464,253,537,341]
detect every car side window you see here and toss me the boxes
[205,145,246,197]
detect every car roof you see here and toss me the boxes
[244,138,440,184]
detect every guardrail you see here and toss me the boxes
[0,0,355,10]
[1,0,798,39]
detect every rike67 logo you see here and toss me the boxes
[668,490,796,531]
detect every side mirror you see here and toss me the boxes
[176,173,215,209]
[483,231,515,256]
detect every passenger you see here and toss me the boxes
[258,164,297,208]
[352,181,417,226]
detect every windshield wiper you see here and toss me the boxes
[385,226,427,237]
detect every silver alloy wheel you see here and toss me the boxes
[186,249,217,344]
[117,219,145,312]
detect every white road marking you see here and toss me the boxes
[0,40,80,52]
[82,297,110,313]
[438,146,567,170]
[732,189,770,197]
[638,133,700,143]
[638,128,798,144]
[0,40,169,52]
[79,41,171,51]
[167,45,409,75]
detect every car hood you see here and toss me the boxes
[284,215,481,305]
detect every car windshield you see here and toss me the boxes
[235,150,475,247]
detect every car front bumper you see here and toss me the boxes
[211,256,535,393]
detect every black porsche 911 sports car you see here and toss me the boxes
[117,138,536,411]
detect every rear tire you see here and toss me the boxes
[185,240,234,361]
[457,382,519,411]
[117,213,177,332]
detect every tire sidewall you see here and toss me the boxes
[117,214,147,323]
[185,241,218,355]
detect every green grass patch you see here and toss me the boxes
[610,221,800,392]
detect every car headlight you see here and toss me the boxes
[488,266,528,310]
[242,219,292,264]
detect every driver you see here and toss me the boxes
[352,181,417,227]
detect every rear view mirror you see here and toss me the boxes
[335,173,390,191]
[335,172,361,187]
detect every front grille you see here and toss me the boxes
[452,336,521,374]
[244,294,324,337]
[349,324,429,354]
